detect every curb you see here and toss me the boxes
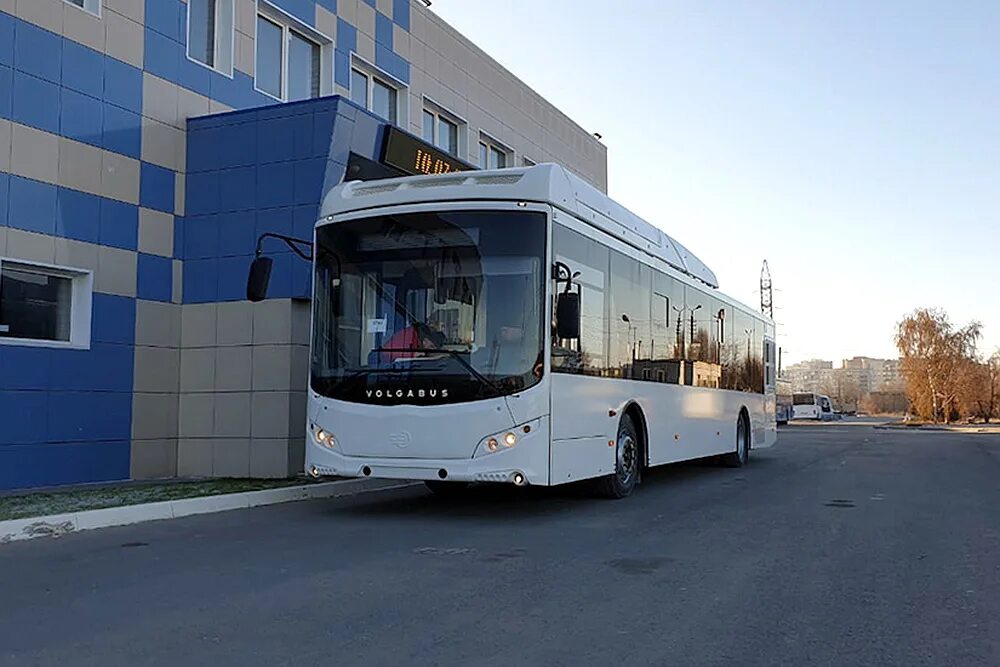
[874,424,1000,434]
[0,478,417,545]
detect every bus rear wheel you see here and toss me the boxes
[721,412,750,468]
[596,415,640,499]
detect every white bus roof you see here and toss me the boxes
[320,163,720,289]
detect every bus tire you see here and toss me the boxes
[721,411,750,468]
[595,415,640,499]
[424,480,471,497]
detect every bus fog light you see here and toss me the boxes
[487,438,499,452]
[503,432,517,447]
[511,472,527,486]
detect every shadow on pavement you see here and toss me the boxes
[324,454,759,520]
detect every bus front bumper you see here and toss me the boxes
[305,439,547,486]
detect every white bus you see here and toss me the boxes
[249,164,777,498]
[792,393,833,420]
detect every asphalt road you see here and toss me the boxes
[3,423,1000,667]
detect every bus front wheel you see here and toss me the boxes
[595,415,640,499]
[721,412,750,468]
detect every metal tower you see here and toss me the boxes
[760,260,774,319]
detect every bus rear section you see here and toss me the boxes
[792,393,833,420]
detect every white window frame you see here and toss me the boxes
[421,97,466,157]
[186,0,235,77]
[63,0,101,18]
[349,55,408,126]
[0,258,93,350]
[478,133,512,169]
[254,1,334,102]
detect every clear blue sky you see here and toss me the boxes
[433,1,1000,365]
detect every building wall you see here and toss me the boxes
[399,8,607,189]
[0,0,605,490]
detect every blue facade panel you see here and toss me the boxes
[61,38,105,99]
[60,88,104,147]
[103,57,144,115]
[8,176,58,235]
[92,294,137,346]
[145,0,184,43]
[137,253,174,302]
[0,64,11,119]
[0,172,9,227]
[0,441,131,490]
[12,71,60,134]
[56,188,102,244]
[143,27,180,82]
[13,21,62,85]
[140,162,176,213]
[0,12,13,67]
[102,103,143,159]
[376,12,393,49]
[99,198,139,251]
[0,391,49,444]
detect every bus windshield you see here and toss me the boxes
[793,393,816,405]
[311,210,546,405]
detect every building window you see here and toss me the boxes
[350,59,404,124]
[64,0,101,17]
[479,135,510,169]
[0,260,93,349]
[255,3,332,102]
[187,0,234,75]
[288,31,321,100]
[421,103,462,156]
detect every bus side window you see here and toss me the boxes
[551,224,609,376]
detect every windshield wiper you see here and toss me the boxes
[372,347,503,397]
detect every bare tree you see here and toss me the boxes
[969,351,1000,423]
[895,308,981,423]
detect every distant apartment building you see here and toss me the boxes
[786,359,835,395]
[842,356,904,392]
[788,357,904,397]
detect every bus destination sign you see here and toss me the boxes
[381,127,476,177]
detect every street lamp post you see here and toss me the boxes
[672,305,684,358]
[621,314,636,365]
[689,304,703,351]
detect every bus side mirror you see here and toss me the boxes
[555,291,581,340]
[247,256,273,302]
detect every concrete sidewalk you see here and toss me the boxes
[0,478,415,545]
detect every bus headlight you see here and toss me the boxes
[311,424,337,450]
[474,421,539,458]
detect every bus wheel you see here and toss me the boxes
[424,481,471,497]
[596,415,640,499]
[721,412,750,468]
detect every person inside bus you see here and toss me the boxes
[379,318,445,363]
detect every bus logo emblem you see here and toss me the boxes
[389,432,411,449]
